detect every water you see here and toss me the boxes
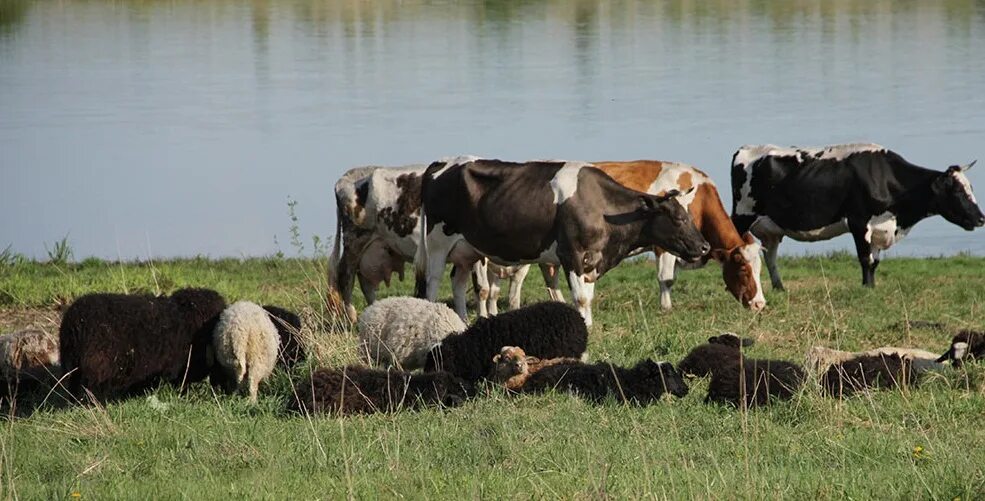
[2,0,984,260]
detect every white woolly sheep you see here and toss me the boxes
[213,301,281,403]
[357,296,466,370]
[0,328,60,397]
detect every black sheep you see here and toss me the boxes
[59,288,226,401]
[706,359,805,408]
[936,330,985,367]
[424,302,588,382]
[823,353,916,398]
[677,333,752,378]
[520,359,689,404]
[290,366,474,415]
[262,305,305,369]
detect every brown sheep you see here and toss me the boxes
[489,346,581,390]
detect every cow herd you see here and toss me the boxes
[330,143,983,323]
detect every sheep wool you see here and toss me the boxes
[822,353,916,398]
[0,329,60,396]
[261,305,305,369]
[357,296,466,370]
[520,359,689,404]
[213,301,281,403]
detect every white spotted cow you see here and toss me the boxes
[730,144,983,289]
[414,157,710,326]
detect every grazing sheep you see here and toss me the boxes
[823,353,915,398]
[519,359,689,404]
[261,305,305,369]
[937,330,985,367]
[677,333,753,378]
[706,358,805,408]
[488,346,581,390]
[0,329,60,396]
[424,302,589,382]
[290,366,474,415]
[806,345,944,375]
[357,297,466,370]
[213,301,281,403]
[59,288,226,401]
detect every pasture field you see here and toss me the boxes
[0,254,983,499]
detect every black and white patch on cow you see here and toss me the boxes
[731,143,983,289]
[414,157,710,325]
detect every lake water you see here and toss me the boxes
[2,0,984,260]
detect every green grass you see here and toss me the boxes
[1,254,984,499]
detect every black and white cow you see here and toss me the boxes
[731,144,983,289]
[413,157,710,325]
[328,164,426,321]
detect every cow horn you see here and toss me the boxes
[962,159,977,171]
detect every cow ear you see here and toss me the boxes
[731,248,746,264]
[741,232,757,245]
[655,189,681,203]
[638,196,657,212]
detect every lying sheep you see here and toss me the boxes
[213,301,281,403]
[488,346,581,390]
[290,366,474,415]
[937,330,985,367]
[519,359,689,404]
[0,329,60,397]
[706,359,805,408]
[357,297,466,370]
[424,302,589,382]
[261,305,305,369]
[823,353,915,398]
[806,345,943,375]
[677,333,753,378]
[59,288,226,401]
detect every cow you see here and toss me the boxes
[730,143,983,289]
[328,164,426,322]
[413,157,711,326]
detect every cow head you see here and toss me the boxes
[710,233,766,311]
[932,161,984,231]
[639,189,710,262]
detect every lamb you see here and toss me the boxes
[261,305,305,369]
[424,302,589,382]
[0,329,60,397]
[519,359,689,404]
[488,346,581,390]
[212,301,281,403]
[59,288,226,401]
[937,330,985,367]
[822,353,916,398]
[357,297,466,370]
[806,345,944,375]
[290,365,474,415]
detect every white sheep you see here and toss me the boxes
[805,345,944,376]
[357,296,466,370]
[213,301,280,403]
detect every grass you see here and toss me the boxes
[0,254,983,499]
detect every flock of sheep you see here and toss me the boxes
[1,284,981,416]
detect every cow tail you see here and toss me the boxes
[327,193,344,291]
[413,208,429,299]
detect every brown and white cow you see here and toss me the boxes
[478,161,766,312]
[413,157,710,325]
[328,165,426,321]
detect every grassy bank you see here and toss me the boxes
[0,254,983,499]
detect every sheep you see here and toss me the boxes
[290,365,474,415]
[806,345,944,376]
[357,297,466,370]
[0,329,60,397]
[706,358,805,408]
[822,353,915,398]
[212,301,281,403]
[488,346,581,390]
[677,333,753,378]
[937,330,985,367]
[261,305,305,369]
[519,359,689,404]
[424,302,589,382]
[59,288,226,401]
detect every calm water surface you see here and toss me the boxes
[2,0,984,259]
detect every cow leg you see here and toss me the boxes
[357,273,378,306]
[871,249,882,275]
[849,220,877,287]
[566,270,596,327]
[656,251,677,310]
[761,237,784,291]
[507,264,531,310]
[336,250,361,322]
[451,263,471,320]
[540,263,566,302]
[472,260,490,318]
[487,268,502,316]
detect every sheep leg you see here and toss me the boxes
[657,251,677,310]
